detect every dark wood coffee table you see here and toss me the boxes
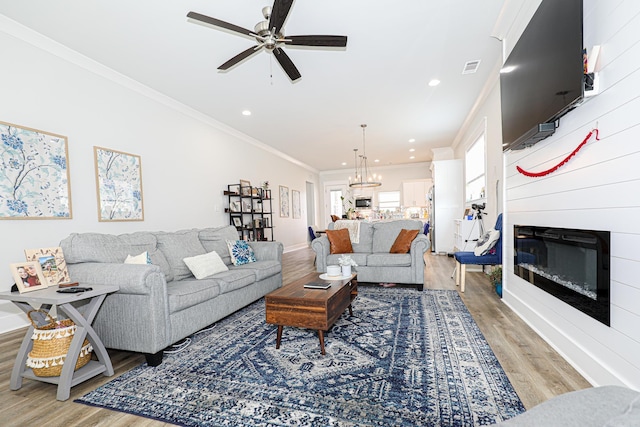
[265,272,357,355]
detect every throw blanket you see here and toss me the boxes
[334,220,360,244]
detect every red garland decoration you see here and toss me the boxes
[516,129,600,177]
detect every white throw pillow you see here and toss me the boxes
[124,251,151,264]
[474,229,500,256]
[183,251,229,280]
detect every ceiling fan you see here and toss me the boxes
[187,0,347,82]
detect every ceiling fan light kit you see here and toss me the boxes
[187,0,347,82]
[349,124,382,189]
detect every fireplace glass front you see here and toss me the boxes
[514,225,610,326]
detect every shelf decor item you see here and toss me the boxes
[94,147,144,221]
[26,310,92,377]
[240,179,252,196]
[24,246,71,287]
[0,121,72,219]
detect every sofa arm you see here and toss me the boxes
[248,241,283,262]
[311,236,330,272]
[67,262,166,295]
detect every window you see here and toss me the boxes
[465,134,485,201]
[378,191,400,211]
[330,189,343,216]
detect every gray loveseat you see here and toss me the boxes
[60,225,283,366]
[311,219,429,290]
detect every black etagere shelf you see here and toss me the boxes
[225,183,273,241]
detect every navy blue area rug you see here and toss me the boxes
[76,288,525,426]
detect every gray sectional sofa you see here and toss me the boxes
[60,225,283,366]
[311,219,429,290]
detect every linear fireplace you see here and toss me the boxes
[514,225,610,326]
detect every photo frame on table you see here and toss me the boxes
[240,179,252,196]
[0,121,72,219]
[94,146,144,222]
[10,261,47,293]
[24,246,71,287]
[233,217,242,227]
[279,185,289,218]
[292,190,301,219]
[230,201,241,212]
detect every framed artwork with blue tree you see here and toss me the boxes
[0,121,72,219]
[94,146,144,221]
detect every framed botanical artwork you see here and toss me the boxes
[230,201,241,212]
[94,146,144,221]
[10,261,48,293]
[279,185,289,218]
[0,121,72,219]
[292,190,301,219]
[24,246,71,287]
[242,200,252,212]
[240,179,252,196]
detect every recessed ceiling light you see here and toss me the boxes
[409,138,415,143]
[374,159,380,163]
[242,110,251,116]
[409,148,415,152]
[410,155,415,160]
[341,162,347,166]
[428,79,440,87]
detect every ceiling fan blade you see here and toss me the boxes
[218,46,264,70]
[284,35,348,47]
[268,0,294,34]
[273,47,301,81]
[187,11,256,38]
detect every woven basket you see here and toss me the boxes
[26,310,93,377]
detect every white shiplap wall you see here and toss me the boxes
[503,0,640,388]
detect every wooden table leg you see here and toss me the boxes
[348,304,353,316]
[318,330,325,355]
[276,325,283,349]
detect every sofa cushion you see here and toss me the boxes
[231,260,281,281]
[211,269,256,294]
[390,229,420,254]
[367,253,412,267]
[327,253,368,268]
[326,228,353,254]
[226,240,257,266]
[156,230,207,281]
[199,226,239,266]
[166,278,221,313]
[372,220,423,253]
[183,251,229,280]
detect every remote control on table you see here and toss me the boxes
[56,287,93,293]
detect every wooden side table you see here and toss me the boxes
[0,284,118,401]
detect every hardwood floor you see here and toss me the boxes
[0,248,590,426]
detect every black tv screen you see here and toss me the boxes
[500,0,584,151]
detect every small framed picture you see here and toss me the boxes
[230,201,241,212]
[243,200,252,212]
[10,261,48,293]
[233,217,242,227]
[240,179,252,196]
[24,246,71,287]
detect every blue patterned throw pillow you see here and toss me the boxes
[226,240,257,266]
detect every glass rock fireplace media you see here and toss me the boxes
[514,225,610,326]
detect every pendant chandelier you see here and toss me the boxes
[349,124,382,188]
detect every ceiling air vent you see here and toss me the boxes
[462,60,481,74]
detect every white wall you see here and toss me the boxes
[500,0,640,388]
[0,17,317,333]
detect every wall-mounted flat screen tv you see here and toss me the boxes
[500,0,584,151]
